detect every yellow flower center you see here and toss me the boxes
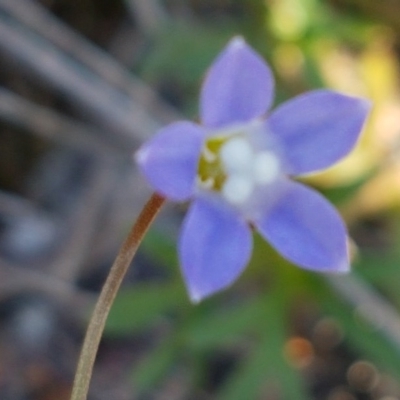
[197,135,230,191]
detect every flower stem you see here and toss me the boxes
[70,193,165,400]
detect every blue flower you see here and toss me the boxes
[136,37,371,302]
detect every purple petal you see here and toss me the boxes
[254,181,349,272]
[267,90,371,175]
[136,121,205,201]
[179,198,253,302]
[200,37,274,129]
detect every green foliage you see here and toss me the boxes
[132,336,179,394]
[321,286,400,382]
[216,292,309,400]
[105,281,186,336]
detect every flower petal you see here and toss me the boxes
[254,181,349,272]
[179,198,253,302]
[136,121,205,201]
[267,90,371,175]
[200,37,274,129]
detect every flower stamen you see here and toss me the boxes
[197,128,282,207]
[220,136,253,173]
[253,152,280,184]
[197,136,228,191]
[222,175,254,204]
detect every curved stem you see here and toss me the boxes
[70,193,165,400]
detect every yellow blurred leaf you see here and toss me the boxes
[341,159,400,222]
[309,30,400,187]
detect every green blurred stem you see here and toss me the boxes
[70,193,165,400]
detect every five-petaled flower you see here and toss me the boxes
[136,37,371,302]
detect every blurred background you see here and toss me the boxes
[0,0,400,399]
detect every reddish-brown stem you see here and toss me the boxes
[70,193,165,400]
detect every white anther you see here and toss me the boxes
[202,146,217,162]
[252,152,280,184]
[220,137,254,173]
[198,176,214,190]
[222,175,254,205]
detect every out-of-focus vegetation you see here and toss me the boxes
[1,0,400,399]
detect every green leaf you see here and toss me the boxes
[321,285,400,381]
[139,22,232,87]
[141,229,179,269]
[105,281,186,336]
[216,292,309,400]
[132,336,178,394]
[183,296,265,350]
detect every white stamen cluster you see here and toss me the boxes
[219,136,280,205]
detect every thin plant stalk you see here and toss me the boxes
[70,193,165,400]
